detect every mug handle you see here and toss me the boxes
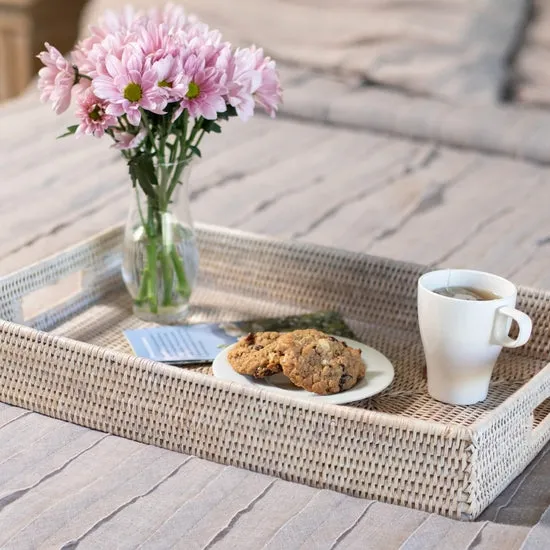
[493,306,533,348]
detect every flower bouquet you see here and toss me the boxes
[38,3,282,323]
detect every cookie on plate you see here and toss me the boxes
[278,329,365,395]
[228,331,284,378]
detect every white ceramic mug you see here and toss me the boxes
[417,269,532,405]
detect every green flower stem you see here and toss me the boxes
[129,108,206,315]
[160,245,174,306]
[146,236,158,313]
[135,269,150,305]
[171,246,190,298]
[166,161,188,200]
[141,111,161,157]
[193,129,206,152]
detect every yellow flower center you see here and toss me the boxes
[89,105,101,121]
[158,79,172,88]
[186,81,200,99]
[123,82,143,102]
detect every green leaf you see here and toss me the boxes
[188,145,202,158]
[128,154,159,201]
[226,105,238,118]
[200,119,213,132]
[57,125,79,139]
[202,120,222,134]
[217,105,237,121]
[165,102,180,120]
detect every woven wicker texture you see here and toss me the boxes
[0,224,549,520]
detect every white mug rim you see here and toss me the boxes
[418,269,516,303]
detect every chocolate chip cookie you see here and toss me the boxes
[228,332,284,378]
[278,329,365,395]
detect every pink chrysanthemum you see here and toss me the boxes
[85,31,138,78]
[112,128,147,150]
[75,89,117,138]
[138,20,173,59]
[252,48,282,118]
[91,6,140,38]
[152,54,190,103]
[224,48,261,122]
[173,54,227,121]
[148,3,187,28]
[185,22,227,69]
[71,41,96,76]
[72,7,137,76]
[93,45,167,126]
[37,43,76,114]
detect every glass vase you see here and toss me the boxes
[122,160,199,324]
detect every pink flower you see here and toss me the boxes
[112,128,147,150]
[73,7,137,75]
[224,48,261,121]
[173,54,227,121]
[148,3,187,28]
[75,89,117,137]
[185,22,227,69]
[137,20,180,61]
[71,41,96,75]
[37,43,76,114]
[86,31,138,78]
[74,6,141,76]
[93,45,166,126]
[152,55,190,103]
[73,75,92,95]
[92,6,140,37]
[252,48,282,118]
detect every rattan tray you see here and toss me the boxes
[1,224,549,520]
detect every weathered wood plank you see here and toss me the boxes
[261,490,370,550]
[237,138,421,238]
[0,403,29,428]
[520,507,550,550]
[334,502,430,550]
[74,458,225,549]
[197,129,387,231]
[398,514,488,550]
[480,445,550,526]
[1,437,187,548]
[365,154,548,269]
[191,118,334,210]
[470,523,530,550]
[0,413,66,461]
[0,421,105,500]
[124,467,274,550]
[208,480,321,550]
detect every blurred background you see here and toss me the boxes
[3,0,550,291]
[1,0,549,106]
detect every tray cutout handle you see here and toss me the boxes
[21,270,83,322]
[532,396,550,440]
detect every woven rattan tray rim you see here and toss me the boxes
[0,317,473,440]
[1,223,550,520]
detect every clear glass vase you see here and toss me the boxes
[122,160,199,324]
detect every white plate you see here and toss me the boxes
[212,335,395,405]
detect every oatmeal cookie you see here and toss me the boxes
[228,332,284,378]
[278,329,365,395]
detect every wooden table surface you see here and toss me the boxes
[0,69,550,548]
